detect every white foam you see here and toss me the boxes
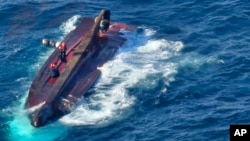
[60,15,81,36]
[6,93,66,141]
[138,25,156,36]
[26,101,45,113]
[177,52,225,70]
[60,27,184,126]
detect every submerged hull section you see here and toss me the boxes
[25,10,133,127]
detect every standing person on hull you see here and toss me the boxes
[58,42,67,62]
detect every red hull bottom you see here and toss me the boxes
[25,10,134,127]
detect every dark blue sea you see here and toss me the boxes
[1,0,250,141]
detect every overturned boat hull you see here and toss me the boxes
[25,9,134,127]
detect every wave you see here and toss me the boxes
[59,26,184,126]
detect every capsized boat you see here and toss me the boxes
[25,9,134,127]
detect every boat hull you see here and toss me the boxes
[25,10,134,127]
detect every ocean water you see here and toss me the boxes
[1,0,250,141]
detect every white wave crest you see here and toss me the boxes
[60,15,81,35]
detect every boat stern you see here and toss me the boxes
[29,104,54,127]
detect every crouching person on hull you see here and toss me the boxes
[49,63,60,78]
[99,10,111,36]
[100,19,110,34]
